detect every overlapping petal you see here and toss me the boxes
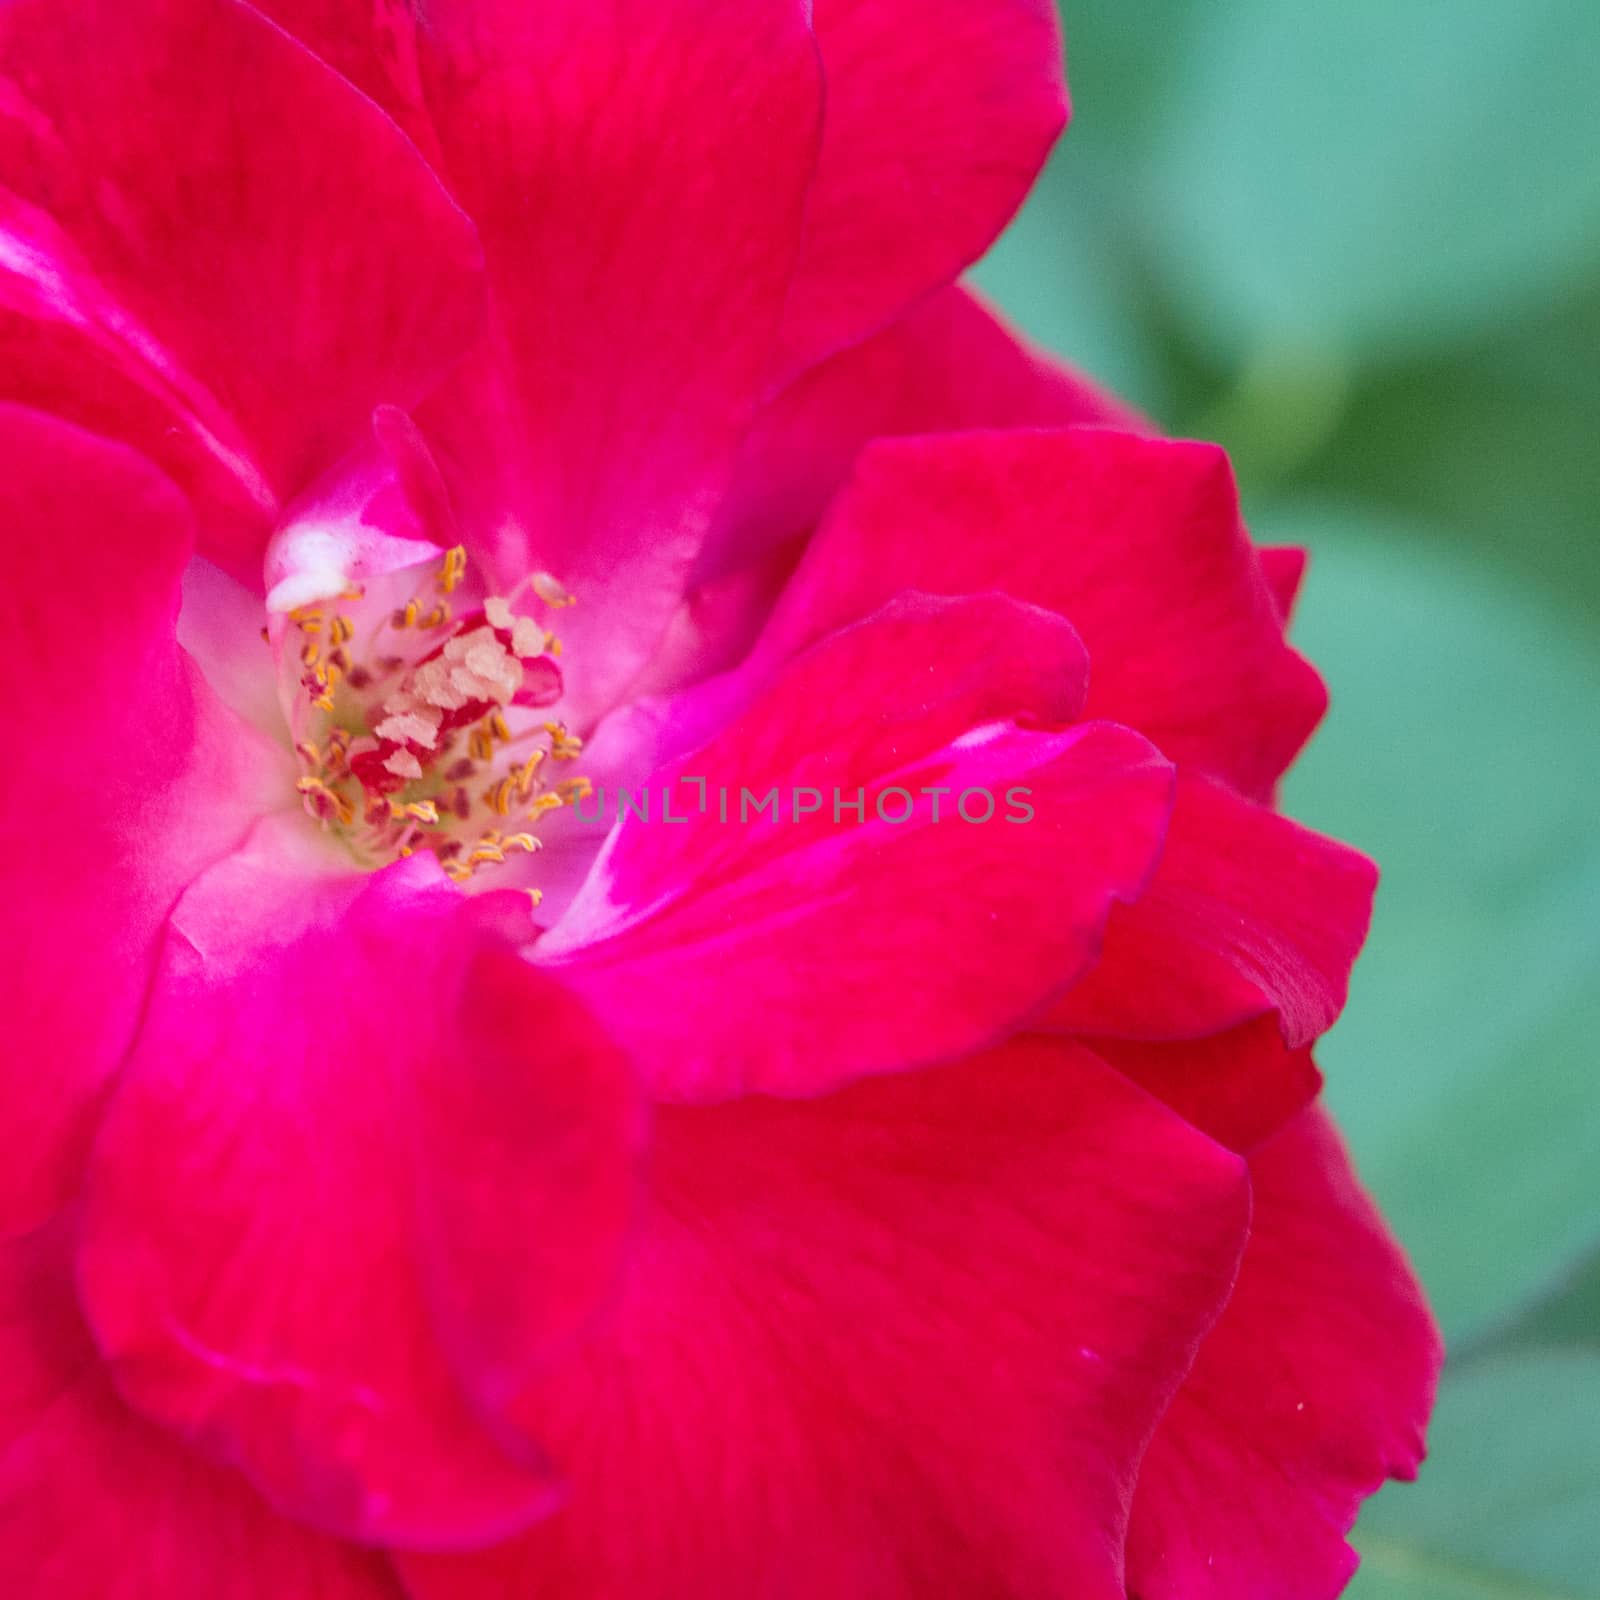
[699,285,1135,588]
[0,407,287,1235]
[1127,1109,1442,1600]
[0,0,483,581]
[1050,771,1377,1047]
[1087,1017,1323,1154]
[394,0,822,720]
[76,828,641,1548]
[0,1224,403,1599]
[400,1039,1250,1600]
[769,0,1069,381]
[756,427,1327,797]
[539,595,1174,1100]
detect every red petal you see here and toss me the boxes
[759,428,1327,798]
[0,408,285,1234]
[1128,1109,1442,1600]
[1051,771,1376,1047]
[405,0,822,719]
[0,1223,401,1599]
[540,595,1173,1100]
[1088,1016,1323,1154]
[770,0,1068,381]
[702,285,1136,587]
[0,0,482,581]
[77,832,641,1548]
[401,1039,1249,1600]
[1261,545,1310,624]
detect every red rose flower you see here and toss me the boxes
[0,1,1439,1596]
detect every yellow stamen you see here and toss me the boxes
[437,545,468,594]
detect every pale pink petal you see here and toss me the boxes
[539,595,1174,1100]
[0,1223,402,1599]
[401,1040,1249,1600]
[0,407,286,1235]
[77,828,641,1548]
[1128,1109,1443,1600]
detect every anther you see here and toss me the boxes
[531,572,576,608]
[437,545,468,594]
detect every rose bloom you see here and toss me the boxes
[0,1,1439,1596]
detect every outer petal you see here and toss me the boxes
[539,595,1175,1100]
[0,407,286,1234]
[406,0,823,719]
[700,284,1137,587]
[1127,1109,1442,1600]
[769,0,1067,381]
[757,428,1327,797]
[401,1039,1250,1600]
[0,0,483,579]
[1261,545,1310,624]
[1049,771,1377,1047]
[77,828,641,1549]
[0,1225,401,1599]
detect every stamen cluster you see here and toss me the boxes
[279,546,592,894]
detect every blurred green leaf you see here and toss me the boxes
[1348,1352,1600,1599]
[1300,283,1600,608]
[1146,0,1600,365]
[1487,1247,1600,1356]
[1271,512,1600,1339]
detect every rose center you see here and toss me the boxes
[270,544,590,897]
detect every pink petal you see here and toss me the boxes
[1127,1108,1442,1600]
[400,1039,1249,1600]
[76,828,641,1548]
[0,0,482,581]
[539,595,1174,1100]
[769,0,1068,382]
[1050,772,1377,1048]
[404,0,823,720]
[0,408,286,1234]
[758,428,1328,798]
[0,1223,401,1599]
[701,284,1136,588]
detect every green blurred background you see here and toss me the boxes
[973,1,1600,1593]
